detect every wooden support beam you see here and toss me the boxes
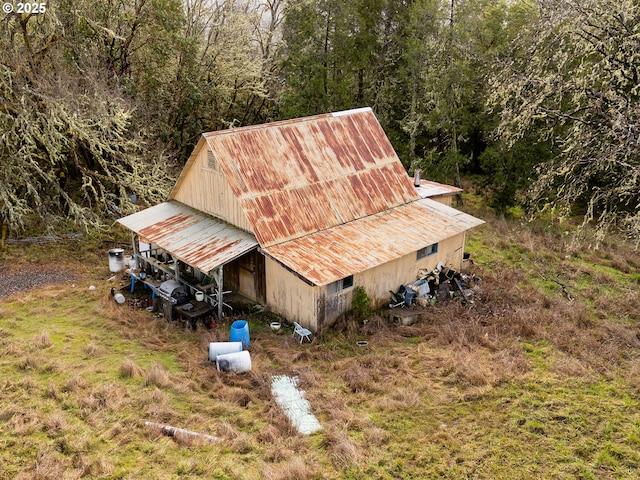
[212,266,224,320]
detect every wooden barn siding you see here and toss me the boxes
[264,256,321,331]
[318,232,466,325]
[263,232,466,331]
[355,232,466,310]
[224,261,240,292]
[172,147,253,232]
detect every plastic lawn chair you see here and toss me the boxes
[293,322,312,344]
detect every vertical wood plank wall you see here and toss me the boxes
[263,232,467,331]
[264,256,320,331]
[172,145,254,233]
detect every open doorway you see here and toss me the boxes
[224,249,266,304]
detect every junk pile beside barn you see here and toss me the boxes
[389,256,482,309]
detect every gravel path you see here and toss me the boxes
[0,267,79,299]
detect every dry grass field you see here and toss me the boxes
[1,209,639,479]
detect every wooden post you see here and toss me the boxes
[131,232,139,256]
[213,266,224,320]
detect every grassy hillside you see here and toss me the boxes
[0,210,639,479]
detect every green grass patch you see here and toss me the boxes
[0,215,639,478]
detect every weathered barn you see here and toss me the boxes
[117,107,483,331]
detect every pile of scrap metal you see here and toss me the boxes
[389,262,482,308]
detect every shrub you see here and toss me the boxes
[351,286,370,321]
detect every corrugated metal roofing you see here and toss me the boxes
[202,107,420,247]
[116,201,258,274]
[415,179,463,198]
[262,198,485,286]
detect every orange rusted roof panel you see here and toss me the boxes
[117,201,258,274]
[203,108,420,247]
[262,198,485,286]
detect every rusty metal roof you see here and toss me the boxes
[203,107,420,247]
[415,179,463,199]
[262,198,485,286]
[116,201,258,274]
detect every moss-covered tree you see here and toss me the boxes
[488,0,640,243]
[0,5,178,232]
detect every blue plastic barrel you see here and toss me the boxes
[230,320,250,348]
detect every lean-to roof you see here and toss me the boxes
[262,197,485,286]
[116,201,258,275]
[415,179,463,199]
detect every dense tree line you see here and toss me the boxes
[0,0,637,244]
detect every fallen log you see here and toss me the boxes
[144,421,218,443]
[6,233,84,244]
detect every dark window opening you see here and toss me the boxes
[417,243,438,260]
[327,275,354,295]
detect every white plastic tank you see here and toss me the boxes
[208,342,243,362]
[216,351,252,373]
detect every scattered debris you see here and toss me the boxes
[541,275,575,301]
[389,257,482,309]
[271,375,322,435]
[127,298,150,309]
[144,421,218,443]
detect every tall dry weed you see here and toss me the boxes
[140,387,177,421]
[321,427,361,470]
[43,412,67,438]
[261,456,316,480]
[342,362,383,394]
[145,362,170,388]
[63,374,89,393]
[33,330,53,349]
[441,348,495,387]
[119,358,145,379]
[17,353,41,371]
[72,452,114,478]
[85,341,102,356]
[79,383,129,414]
[216,421,254,453]
[45,381,59,400]
[260,434,294,462]
[16,447,70,480]
[4,406,42,436]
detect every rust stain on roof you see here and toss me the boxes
[138,213,197,240]
[152,107,484,283]
[117,201,258,274]
[263,198,485,286]
[203,108,420,247]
